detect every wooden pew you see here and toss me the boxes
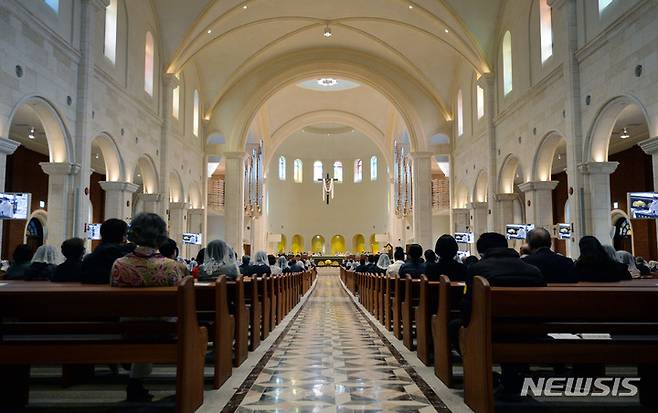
[226,278,249,367]
[258,276,271,340]
[245,277,261,351]
[392,275,404,339]
[268,276,277,331]
[401,276,421,350]
[0,277,207,413]
[460,277,658,413]
[432,276,465,388]
[383,274,395,331]
[415,276,440,366]
[376,274,385,324]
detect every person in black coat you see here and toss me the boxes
[285,259,305,273]
[239,256,251,274]
[81,219,131,284]
[365,254,383,273]
[398,244,426,279]
[426,234,467,281]
[575,236,631,282]
[244,250,272,276]
[522,228,577,283]
[354,257,369,273]
[52,238,85,282]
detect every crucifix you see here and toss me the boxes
[318,173,339,205]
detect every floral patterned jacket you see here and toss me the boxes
[111,246,188,287]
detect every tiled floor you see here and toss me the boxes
[230,270,451,413]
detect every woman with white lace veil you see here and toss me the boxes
[199,239,240,280]
[244,250,271,276]
[277,255,289,272]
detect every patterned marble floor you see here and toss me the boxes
[229,270,451,413]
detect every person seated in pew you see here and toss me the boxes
[276,255,289,273]
[285,258,305,273]
[354,257,368,273]
[294,254,307,270]
[5,243,33,280]
[636,256,651,276]
[81,218,132,284]
[426,234,467,281]
[191,248,205,279]
[454,232,545,397]
[199,240,240,280]
[522,228,577,283]
[398,244,426,279]
[269,254,282,275]
[376,254,391,273]
[51,238,85,282]
[25,245,61,281]
[239,256,251,275]
[386,247,406,276]
[365,254,383,273]
[159,238,179,260]
[462,255,479,268]
[244,250,272,276]
[575,236,631,282]
[616,250,641,279]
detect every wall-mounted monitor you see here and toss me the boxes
[86,223,102,240]
[628,192,658,219]
[454,232,474,244]
[182,232,203,245]
[556,223,572,240]
[0,192,31,220]
[456,250,470,260]
[505,224,535,240]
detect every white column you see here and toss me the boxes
[0,138,20,255]
[224,151,246,254]
[477,73,498,232]
[578,161,618,244]
[159,74,179,218]
[518,181,559,230]
[40,162,80,248]
[187,208,204,258]
[168,202,187,248]
[469,201,489,243]
[640,137,658,188]
[494,193,518,233]
[99,181,138,221]
[410,151,433,249]
[140,193,163,215]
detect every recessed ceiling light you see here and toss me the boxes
[444,28,449,33]
[317,78,338,87]
[207,29,212,34]
[323,25,332,38]
[137,173,141,177]
[242,4,247,9]
[408,4,413,9]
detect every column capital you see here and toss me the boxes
[89,0,110,11]
[169,201,188,210]
[518,180,559,193]
[452,207,470,214]
[188,208,205,215]
[99,181,139,193]
[0,138,20,155]
[408,151,434,160]
[163,73,179,89]
[39,162,80,176]
[469,201,488,210]
[577,161,619,175]
[476,72,494,89]
[223,151,246,160]
[140,193,162,202]
[494,193,518,201]
[639,137,658,155]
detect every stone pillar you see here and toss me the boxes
[452,208,470,232]
[640,137,658,188]
[99,181,138,221]
[410,151,433,249]
[140,193,163,215]
[168,202,187,250]
[517,181,559,230]
[159,74,179,218]
[578,161,618,244]
[0,138,20,256]
[224,151,246,254]
[477,73,498,232]
[469,202,489,242]
[187,208,204,258]
[40,162,80,249]
[494,193,518,233]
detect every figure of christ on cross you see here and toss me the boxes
[318,173,339,205]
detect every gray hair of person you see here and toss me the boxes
[377,253,391,269]
[251,250,268,266]
[602,245,619,262]
[277,255,288,270]
[616,250,638,272]
[127,212,168,248]
[31,244,62,265]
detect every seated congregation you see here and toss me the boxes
[341,229,658,413]
[0,214,316,412]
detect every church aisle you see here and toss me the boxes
[226,269,451,413]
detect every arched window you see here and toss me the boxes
[293,159,303,183]
[539,0,553,63]
[144,31,154,96]
[598,0,613,13]
[333,161,343,182]
[44,0,58,13]
[192,89,199,137]
[476,84,484,119]
[278,156,286,180]
[172,83,180,119]
[104,0,117,63]
[502,31,513,95]
[313,161,323,182]
[457,89,463,136]
[354,159,363,183]
[370,156,378,181]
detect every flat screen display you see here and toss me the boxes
[628,192,658,219]
[0,192,31,220]
[182,232,203,245]
[456,250,470,260]
[87,223,102,240]
[454,232,474,244]
[557,223,572,240]
[505,224,535,240]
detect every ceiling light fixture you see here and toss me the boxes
[408,4,413,9]
[444,28,449,33]
[242,3,247,9]
[95,153,100,159]
[317,78,338,87]
[620,127,630,139]
[207,29,212,34]
[28,127,35,140]
[323,25,332,38]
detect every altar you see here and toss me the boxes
[310,255,347,267]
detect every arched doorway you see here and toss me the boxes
[353,234,366,254]
[612,215,633,254]
[331,235,346,254]
[291,234,304,254]
[25,217,44,251]
[311,235,325,254]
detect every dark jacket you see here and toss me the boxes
[5,262,31,280]
[366,263,385,274]
[285,262,305,273]
[354,263,369,273]
[461,248,545,325]
[51,260,83,282]
[425,259,467,282]
[239,263,250,274]
[398,259,426,279]
[575,259,632,282]
[80,243,131,284]
[522,247,577,283]
[24,262,57,281]
[244,264,272,276]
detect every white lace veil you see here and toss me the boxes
[251,250,268,266]
[204,239,239,275]
[377,254,391,269]
[31,245,62,265]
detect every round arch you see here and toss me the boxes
[585,95,654,162]
[498,154,524,194]
[311,234,325,254]
[532,130,567,182]
[210,48,441,152]
[331,235,346,254]
[291,234,304,254]
[91,132,124,181]
[472,170,488,203]
[23,209,48,245]
[352,234,366,253]
[169,171,185,203]
[6,95,72,162]
[135,155,159,194]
